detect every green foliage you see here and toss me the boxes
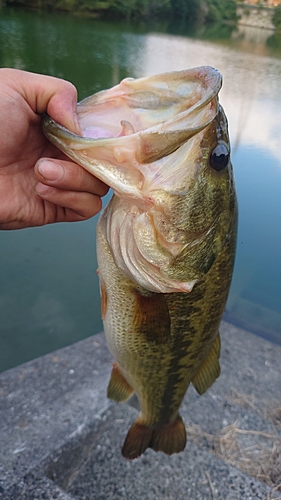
[2,0,239,23]
[206,0,237,23]
[110,0,171,19]
[272,5,281,30]
[56,0,78,12]
[170,0,200,20]
[4,0,112,10]
[110,0,139,18]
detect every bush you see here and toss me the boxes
[3,0,239,22]
[110,0,171,19]
[272,5,281,31]
[170,0,200,19]
[206,0,237,23]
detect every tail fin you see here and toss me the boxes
[121,421,153,459]
[121,414,186,460]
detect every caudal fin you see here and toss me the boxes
[121,414,186,460]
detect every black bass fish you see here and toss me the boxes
[43,67,237,460]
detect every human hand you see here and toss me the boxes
[0,68,109,230]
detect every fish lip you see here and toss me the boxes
[42,115,95,145]
[43,114,138,154]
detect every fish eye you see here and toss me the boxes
[209,143,229,172]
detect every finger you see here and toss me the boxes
[35,183,103,221]
[35,158,109,197]
[1,68,81,134]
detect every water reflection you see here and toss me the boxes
[234,24,273,46]
[0,7,281,371]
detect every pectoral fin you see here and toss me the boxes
[192,333,221,395]
[107,362,134,402]
[133,290,170,343]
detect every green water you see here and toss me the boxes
[1,7,281,371]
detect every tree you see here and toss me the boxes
[170,0,200,19]
[206,0,237,23]
[272,5,281,31]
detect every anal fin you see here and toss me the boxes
[107,362,134,402]
[192,332,221,395]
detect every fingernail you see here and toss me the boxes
[38,160,63,181]
[35,182,54,195]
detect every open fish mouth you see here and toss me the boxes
[43,66,222,202]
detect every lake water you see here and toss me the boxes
[1,7,281,372]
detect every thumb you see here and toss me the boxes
[2,68,81,135]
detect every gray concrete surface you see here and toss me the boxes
[0,321,280,500]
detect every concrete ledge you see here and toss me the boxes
[1,322,281,499]
[237,5,275,30]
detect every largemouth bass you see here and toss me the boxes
[43,67,237,460]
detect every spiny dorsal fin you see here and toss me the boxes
[107,362,134,402]
[192,333,221,395]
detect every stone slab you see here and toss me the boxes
[0,321,281,499]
